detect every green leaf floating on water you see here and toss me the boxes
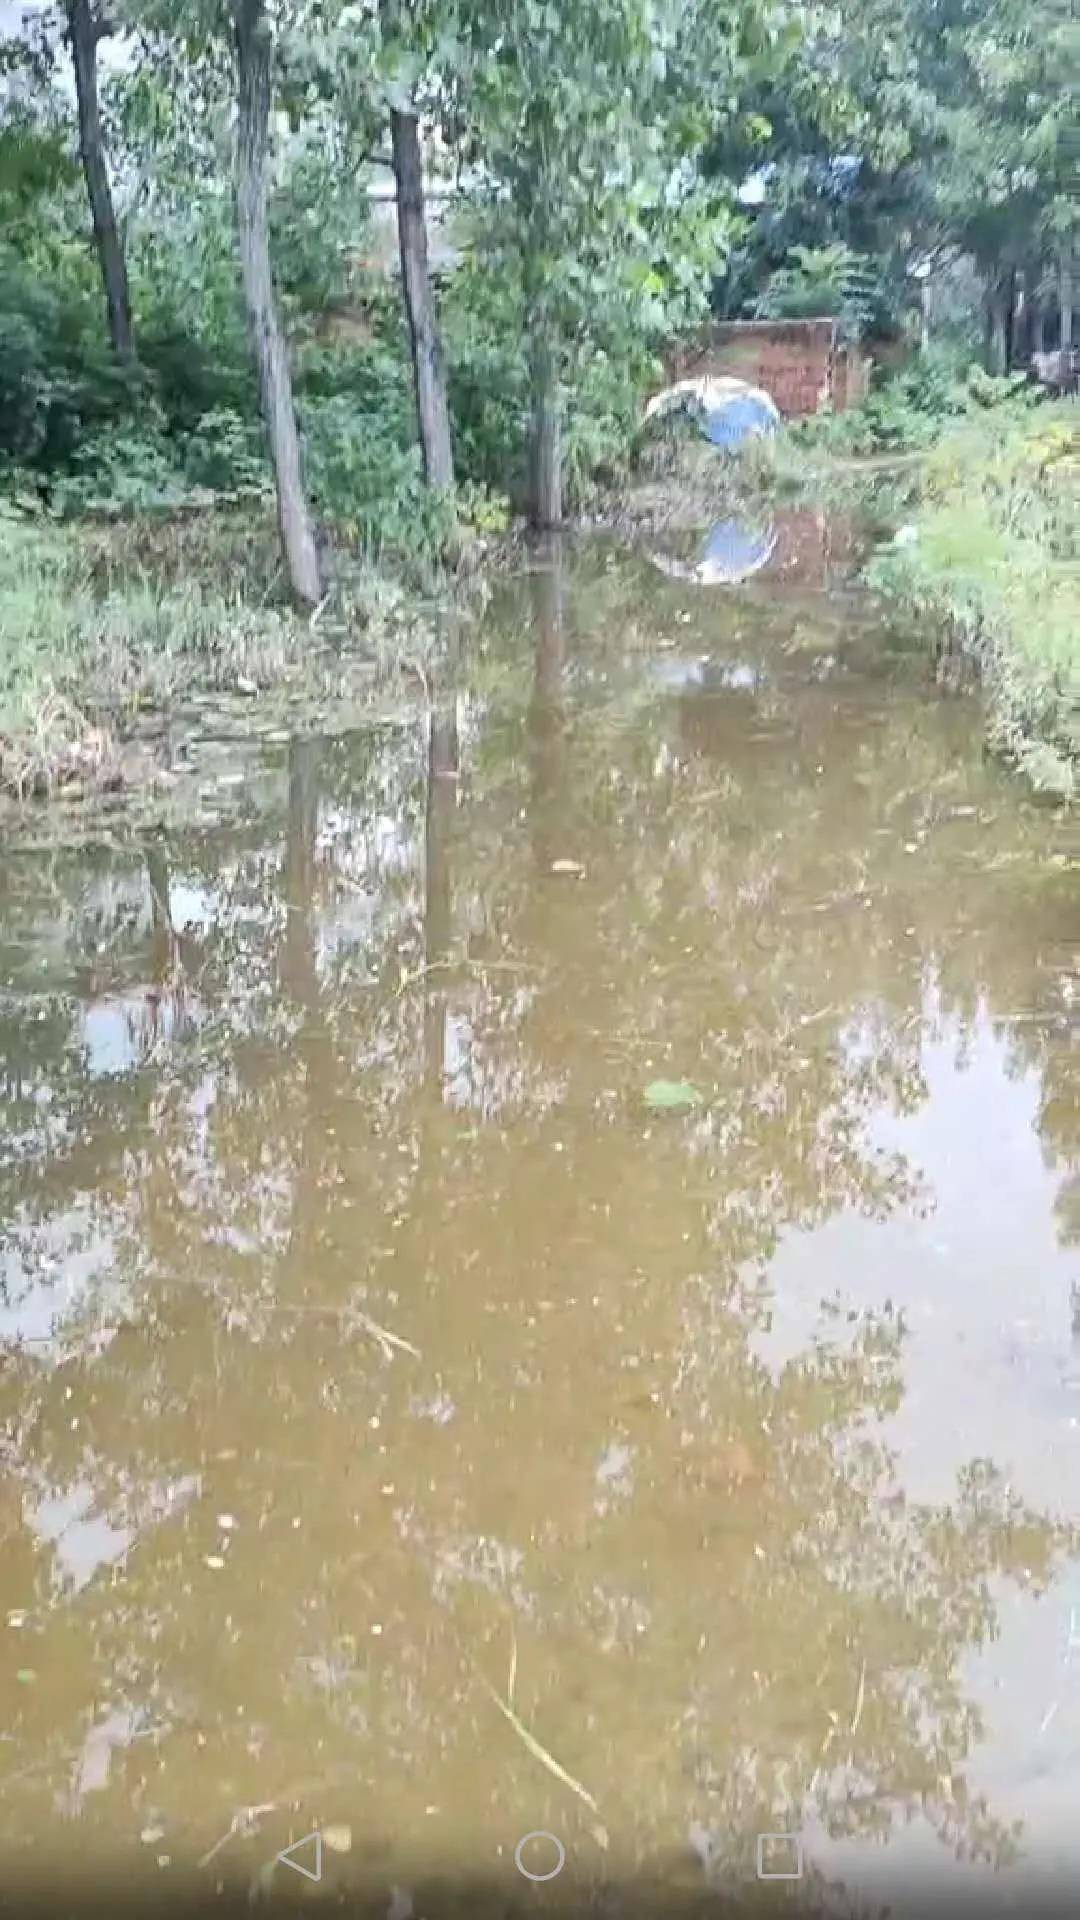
[15,1669,37,1684]
[643,1079,702,1111]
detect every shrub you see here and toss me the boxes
[182,408,270,496]
[48,423,191,515]
[0,248,144,468]
[300,392,452,560]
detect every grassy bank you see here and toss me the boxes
[689,355,1079,799]
[4,374,1076,811]
[0,501,466,801]
[864,401,1079,799]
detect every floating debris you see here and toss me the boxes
[322,1824,353,1854]
[643,1079,702,1111]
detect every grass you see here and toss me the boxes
[0,500,453,801]
[865,402,1079,798]
[610,379,1078,800]
[3,382,1075,810]
[0,504,293,795]
[598,417,753,535]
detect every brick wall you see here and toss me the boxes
[661,318,869,417]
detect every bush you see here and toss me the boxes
[137,320,255,434]
[444,260,662,510]
[791,345,1038,458]
[49,422,192,515]
[182,408,270,496]
[300,392,452,559]
[442,273,530,502]
[0,248,145,468]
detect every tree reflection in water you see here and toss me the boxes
[0,540,1076,1911]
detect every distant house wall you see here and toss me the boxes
[661,318,870,416]
[363,184,462,276]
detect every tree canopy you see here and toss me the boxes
[0,0,1073,569]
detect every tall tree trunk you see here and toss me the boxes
[67,0,133,361]
[528,327,562,530]
[388,104,454,493]
[234,0,321,609]
[1061,250,1075,352]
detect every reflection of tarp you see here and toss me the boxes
[644,375,780,448]
[648,517,779,588]
[650,656,763,694]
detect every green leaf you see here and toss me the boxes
[16,1668,37,1684]
[643,1078,702,1110]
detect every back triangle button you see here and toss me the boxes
[277,1831,323,1882]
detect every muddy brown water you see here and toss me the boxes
[0,530,1077,1918]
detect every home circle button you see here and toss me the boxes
[514,1831,566,1882]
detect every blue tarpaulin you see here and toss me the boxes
[644,376,781,449]
[699,392,780,447]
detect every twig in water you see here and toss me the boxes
[850,1659,867,1735]
[476,1670,598,1813]
[393,955,539,1002]
[198,1801,278,1870]
[394,958,453,1000]
[352,1310,420,1362]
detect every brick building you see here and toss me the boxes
[662,317,872,418]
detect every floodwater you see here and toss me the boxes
[0,526,1077,1918]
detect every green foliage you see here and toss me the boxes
[50,422,190,514]
[291,335,459,556]
[300,393,453,558]
[269,136,373,314]
[0,247,143,468]
[0,119,77,212]
[442,260,530,501]
[444,267,658,510]
[792,346,1037,458]
[40,409,270,515]
[756,243,878,341]
[866,404,1080,795]
[182,408,270,494]
[708,0,1077,365]
[135,312,255,435]
[442,0,755,502]
[453,479,511,535]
